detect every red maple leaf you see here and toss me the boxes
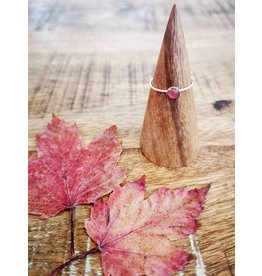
[29,115,126,255]
[51,176,210,275]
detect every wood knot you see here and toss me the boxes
[213,100,232,111]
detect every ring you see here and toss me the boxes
[150,76,195,100]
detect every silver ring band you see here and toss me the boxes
[150,76,195,93]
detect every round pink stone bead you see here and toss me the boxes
[166,87,180,100]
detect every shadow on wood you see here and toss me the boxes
[140,4,199,168]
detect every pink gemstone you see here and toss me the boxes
[167,87,180,100]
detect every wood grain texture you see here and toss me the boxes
[140,5,199,168]
[28,0,235,275]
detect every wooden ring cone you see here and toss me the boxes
[140,5,199,168]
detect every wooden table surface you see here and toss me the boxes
[28,0,235,275]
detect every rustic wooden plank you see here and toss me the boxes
[29,0,235,275]
[28,107,234,152]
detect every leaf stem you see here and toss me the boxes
[50,247,99,276]
[69,207,75,256]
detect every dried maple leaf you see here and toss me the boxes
[51,176,210,275]
[29,115,126,255]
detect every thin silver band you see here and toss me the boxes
[150,76,195,93]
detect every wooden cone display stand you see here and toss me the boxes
[140,5,199,168]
